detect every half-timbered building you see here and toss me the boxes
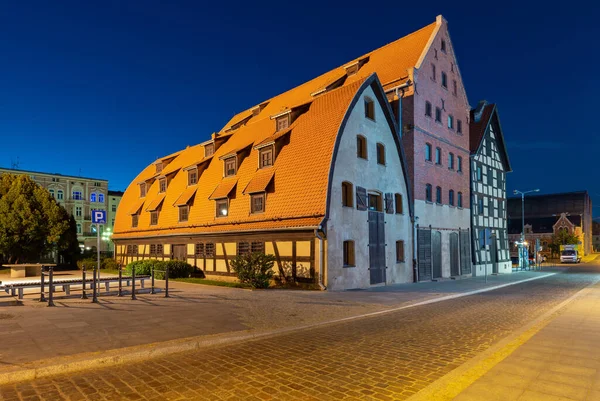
[113,74,413,290]
[469,101,512,275]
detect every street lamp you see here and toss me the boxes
[101,227,112,253]
[514,188,540,269]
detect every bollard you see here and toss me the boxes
[118,264,123,297]
[131,266,137,300]
[151,267,155,294]
[39,266,46,303]
[81,265,88,300]
[165,266,169,298]
[92,266,98,303]
[47,266,55,307]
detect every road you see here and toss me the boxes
[2,262,599,401]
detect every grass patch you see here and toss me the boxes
[173,277,251,289]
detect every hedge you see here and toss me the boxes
[125,259,193,279]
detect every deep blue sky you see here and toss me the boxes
[1,0,598,213]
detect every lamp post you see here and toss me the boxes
[514,188,540,269]
[101,227,112,254]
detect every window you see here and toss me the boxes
[342,182,353,207]
[49,189,55,198]
[127,245,132,255]
[396,241,405,262]
[156,163,163,174]
[259,147,273,168]
[132,214,139,228]
[431,63,436,81]
[251,241,264,253]
[188,168,198,186]
[376,143,385,165]
[364,98,375,120]
[357,135,367,159]
[448,115,454,129]
[457,156,463,172]
[52,177,59,182]
[449,190,455,206]
[94,182,101,187]
[435,147,441,165]
[395,193,403,214]
[90,193,96,202]
[224,157,236,177]
[150,244,163,256]
[75,206,82,217]
[140,183,146,197]
[478,198,484,215]
[368,193,382,212]
[436,186,442,204]
[425,143,432,161]
[453,80,457,96]
[179,205,189,222]
[441,72,447,89]
[98,193,104,203]
[205,243,215,257]
[112,204,117,212]
[435,107,442,122]
[476,165,482,181]
[276,115,290,131]
[479,229,486,249]
[72,191,83,200]
[237,242,250,256]
[441,39,447,53]
[458,192,463,208]
[457,119,462,134]
[343,240,355,267]
[251,193,265,214]
[57,190,64,200]
[195,243,205,257]
[425,101,432,117]
[216,199,228,217]
[76,223,82,234]
[159,178,167,193]
[204,143,215,157]
[150,211,159,225]
[426,184,432,202]
[448,153,454,169]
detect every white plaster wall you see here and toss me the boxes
[327,85,413,291]
[415,200,471,278]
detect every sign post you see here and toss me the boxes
[92,210,107,286]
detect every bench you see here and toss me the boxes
[1,275,151,300]
[2,264,57,278]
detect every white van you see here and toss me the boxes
[560,247,581,263]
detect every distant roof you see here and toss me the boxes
[507,215,581,234]
[507,191,591,218]
[469,100,512,172]
[0,166,108,182]
[108,190,124,196]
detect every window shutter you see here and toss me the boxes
[356,187,368,211]
[385,193,394,214]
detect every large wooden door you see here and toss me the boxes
[368,211,386,285]
[450,232,460,277]
[432,231,442,279]
[172,244,187,261]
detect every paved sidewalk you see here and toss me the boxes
[453,280,600,401]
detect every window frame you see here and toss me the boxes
[448,152,454,170]
[343,240,355,267]
[458,192,463,208]
[435,147,442,165]
[368,193,383,212]
[426,184,432,202]
[425,101,432,117]
[357,135,367,159]
[204,143,215,157]
[178,205,189,222]
[132,214,139,228]
[224,156,237,177]
[57,190,64,200]
[436,186,442,204]
[342,182,353,208]
[90,193,96,203]
[364,97,375,121]
[216,198,229,218]
[396,240,405,263]
[395,193,403,214]
[435,107,442,123]
[259,146,274,169]
[98,193,104,203]
[158,178,167,194]
[72,191,83,200]
[449,189,455,206]
[425,143,432,162]
[150,210,159,225]
[376,143,386,165]
[250,192,265,214]
[448,114,454,130]
[139,183,146,198]
[441,71,448,89]
[188,168,198,186]
[276,114,290,131]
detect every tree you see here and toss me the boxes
[57,214,81,266]
[0,174,70,263]
[548,229,580,257]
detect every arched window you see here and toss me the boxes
[395,193,403,214]
[376,143,385,165]
[342,182,353,207]
[426,184,432,202]
[57,190,64,200]
[457,192,463,208]
[357,135,367,159]
[436,186,442,204]
[425,143,432,161]
[98,193,105,203]
[49,189,55,198]
[449,190,455,206]
[90,193,96,202]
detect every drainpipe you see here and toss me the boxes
[315,226,326,290]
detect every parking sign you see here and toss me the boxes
[92,210,107,224]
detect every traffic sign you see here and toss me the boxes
[92,210,106,224]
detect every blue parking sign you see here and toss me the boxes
[92,210,107,224]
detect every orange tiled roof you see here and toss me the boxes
[173,187,197,206]
[209,178,238,200]
[243,169,275,194]
[146,193,166,212]
[129,198,145,215]
[114,18,439,239]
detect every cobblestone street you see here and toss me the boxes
[1,264,599,401]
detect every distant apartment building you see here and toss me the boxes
[0,167,116,252]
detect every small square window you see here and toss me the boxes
[251,193,265,214]
[188,169,198,186]
[343,240,355,267]
[224,157,236,177]
[259,147,273,168]
[364,98,375,120]
[204,143,215,157]
[276,115,290,131]
[216,199,229,217]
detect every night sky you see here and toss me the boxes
[1,1,597,215]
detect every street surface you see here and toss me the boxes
[1,261,599,401]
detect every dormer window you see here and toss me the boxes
[159,178,167,193]
[251,193,265,214]
[345,63,359,76]
[216,199,228,217]
[132,214,139,228]
[205,143,215,157]
[139,183,146,197]
[156,163,163,174]
[188,168,198,186]
[224,157,236,177]
[259,146,274,168]
[276,114,290,131]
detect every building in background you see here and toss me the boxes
[106,190,124,252]
[469,101,512,275]
[0,167,118,252]
[507,191,593,256]
[593,234,600,252]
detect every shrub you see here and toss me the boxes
[101,258,119,270]
[76,258,98,270]
[125,259,193,279]
[163,260,194,279]
[231,252,275,289]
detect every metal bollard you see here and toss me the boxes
[151,267,155,295]
[81,265,88,299]
[47,266,55,307]
[131,266,137,300]
[165,266,169,298]
[118,264,123,297]
[39,266,46,302]
[92,266,98,303]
